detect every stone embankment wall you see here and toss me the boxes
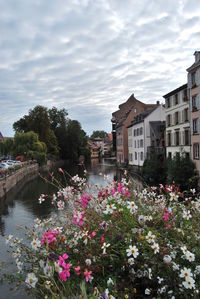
[0,162,39,199]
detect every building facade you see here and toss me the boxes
[128,104,165,167]
[163,84,191,158]
[187,51,200,174]
[112,94,155,164]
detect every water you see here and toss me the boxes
[0,158,118,299]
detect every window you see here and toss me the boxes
[140,139,143,147]
[137,128,139,136]
[175,94,178,105]
[137,140,139,148]
[194,143,199,159]
[134,140,136,148]
[129,153,133,161]
[175,111,179,125]
[193,119,198,134]
[183,89,188,101]
[167,114,171,127]
[191,72,196,87]
[192,96,197,111]
[135,152,137,160]
[175,131,179,146]
[134,108,137,113]
[184,108,189,122]
[140,152,143,161]
[166,98,170,108]
[168,132,171,146]
[168,152,172,159]
[185,130,189,146]
[134,129,136,136]
[140,127,143,135]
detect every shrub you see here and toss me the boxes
[2,173,200,298]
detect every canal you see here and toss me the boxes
[0,158,119,299]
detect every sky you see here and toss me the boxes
[0,0,200,137]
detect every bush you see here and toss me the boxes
[167,154,198,191]
[2,174,200,298]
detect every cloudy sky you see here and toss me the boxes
[0,0,200,137]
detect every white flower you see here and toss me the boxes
[128,258,135,265]
[103,204,116,215]
[85,259,92,266]
[185,251,195,262]
[163,255,172,264]
[181,245,188,255]
[182,276,195,289]
[107,277,114,286]
[172,262,180,271]
[44,263,53,277]
[146,231,156,244]
[101,242,110,254]
[127,201,138,214]
[5,234,13,244]
[145,288,151,295]
[31,238,41,251]
[54,261,62,273]
[145,215,153,221]
[126,245,139,258]
[151,242,159,254]
[39,260,45,269]
[25,273,38,288]
[195,265,200,275]
[38,194,46,204]
[157,276,164,284]
[179,267,193,279]
[57,200,65,210]
[183,209,192,220]
[138,215,145,223]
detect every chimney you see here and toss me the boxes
[156,101,160,105]
[194,51,200,63]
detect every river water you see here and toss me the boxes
[0,158,120,299]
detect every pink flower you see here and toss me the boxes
[79,194,91,209]
[58,168,64,174]
[41,230,60,245]
[59,264,71,281]
[84,269,93,282]
[58,253,69,268]
[74,265,81,276]
[162,213,170,221]
[72,211,85,227]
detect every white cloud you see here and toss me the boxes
[0,0,199,136]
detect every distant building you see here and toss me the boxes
[88,140,100,159]
[127,103,165,168]
[187,50,200,174]
[103,133,113,156]
[163,83,190,159]
[111,94,155,164]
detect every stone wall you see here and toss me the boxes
[0,163,39,199]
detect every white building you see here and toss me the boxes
[163,84,191,159]
[128,104,165,167]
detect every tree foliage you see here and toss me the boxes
[13,106,58,156]
[13,105,89,163]
[167,153,198,191]
[141,150,167,186]
[90,130,108,139]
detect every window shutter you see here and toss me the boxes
[197,94,200,110]
[195,69,200,86]
[188,73,192,88]
[182,131,185,146]
[198,119,200,134]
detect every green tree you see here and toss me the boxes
[90,130,108,139]
[13,106,58,156]
[141,150,167,186]
[12,131,47,165]
[167,153,198,191]
[65,120,89,161]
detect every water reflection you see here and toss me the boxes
[0,159,119,298]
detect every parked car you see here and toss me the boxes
[0,162,11,169]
